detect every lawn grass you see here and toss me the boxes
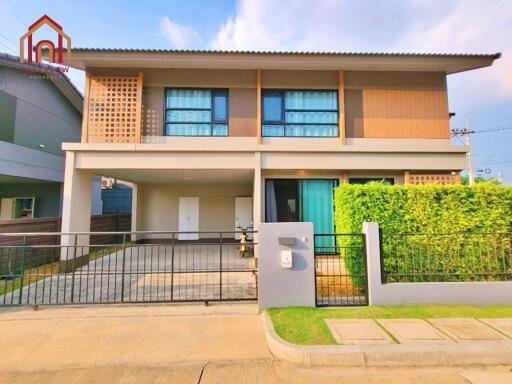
[267,305,512,345]
[0,261,60,297]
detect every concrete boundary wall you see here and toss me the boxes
[258,222,315,310]
[363,222,512,306]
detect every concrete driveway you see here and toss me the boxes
[3,243,257,305]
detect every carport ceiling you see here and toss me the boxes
[96,169,254,184]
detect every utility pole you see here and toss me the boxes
[498,171,503,183]
[465,116,474,185]
[451,116,475,185]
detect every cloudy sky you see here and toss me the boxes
[1,0,511,182]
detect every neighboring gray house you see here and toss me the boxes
[0,52,101,219]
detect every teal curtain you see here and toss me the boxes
[167,89,211,108]
[299,180,335,251]
[284,91,337,110]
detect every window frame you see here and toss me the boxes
[164,87,229,137]
[261,89,339,137]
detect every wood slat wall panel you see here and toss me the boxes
[362,89,450,138]
[0,214,131,245]
[0,214,131,275]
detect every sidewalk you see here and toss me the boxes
[1,305,512,383]
[263,312,512,367]
[0,303,271,372]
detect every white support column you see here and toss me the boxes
[60,151,92,260]
[253,152,262,258]
[362,221,381,306]
[130,183,139,242]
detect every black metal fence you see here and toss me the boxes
[314,233,367,306]
[0,214,131,276]
[0,231,257,306]
[381,232,512,283]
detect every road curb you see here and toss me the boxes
[262,312,512,367]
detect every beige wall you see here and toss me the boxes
[229,88,257,136]
[142,86,164,136]
[89,68,257,88]
[344,71,446,90]
[261,70,337,89]
[137,183,252,238]
[98,67,450,140]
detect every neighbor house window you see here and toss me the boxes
[349,178,395,185]
[262,90,338,137]
[165,89,228,136]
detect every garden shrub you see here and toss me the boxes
[334,182,512,284]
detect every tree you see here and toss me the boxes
[461,175,501,185]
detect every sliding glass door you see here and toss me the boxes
[265,178,337,248]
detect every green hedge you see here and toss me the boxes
[334,183,512,284]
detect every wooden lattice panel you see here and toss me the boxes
[409,174,460,185]
[82,74,143,143]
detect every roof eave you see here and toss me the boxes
[66,50,500,74]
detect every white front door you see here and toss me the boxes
[0,198,14,219]
[178,197,199,240]
[235,197,253,239]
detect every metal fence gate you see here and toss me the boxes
[314,233,368,306]
[0,231,258,306]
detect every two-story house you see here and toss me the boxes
[0,52,103,219]
[60,49,499,248]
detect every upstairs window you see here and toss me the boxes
[262,90,338,137]
[165,89,228,136]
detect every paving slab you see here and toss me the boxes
[479,319,512,339]
[1,364,204,384]
[376,319,451,344]
[460,366,512,384]
[1,362,488,384]
[429,318,507,342]
[325,319,395,345]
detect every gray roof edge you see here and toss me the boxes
[70,48,501,59]
[0,51,83,101]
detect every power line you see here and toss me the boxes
[0,32,18,48]
[473,124,512,134]
[0,40,18,55]
[473,153,512,159]
[453,123,512,136]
